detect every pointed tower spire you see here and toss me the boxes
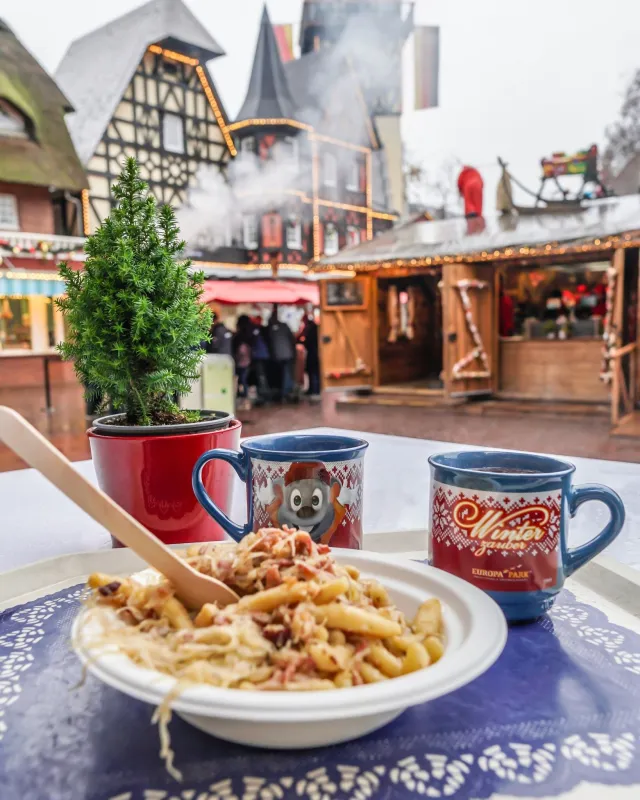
[235,5,297,122]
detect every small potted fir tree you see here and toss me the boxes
[57,158,241,545]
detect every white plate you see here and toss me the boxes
[73,549,507,749]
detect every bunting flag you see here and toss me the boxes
[414,26,440,110]
[273,24,294,63]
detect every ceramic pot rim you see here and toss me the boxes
[90,411,236,438]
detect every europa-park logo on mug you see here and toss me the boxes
[430,483,561,592]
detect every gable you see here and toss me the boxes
[84,47,231,231]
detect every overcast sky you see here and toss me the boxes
[2,0,639,211]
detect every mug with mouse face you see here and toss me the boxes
[428,450,626,622]
[193,433,368,548]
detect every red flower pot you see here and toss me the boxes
[88,418,241,546]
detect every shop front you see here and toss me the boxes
[313,196,640,429]
[0,235,86,402]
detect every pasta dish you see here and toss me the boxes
[84,527,446,692]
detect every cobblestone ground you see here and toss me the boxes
[0,385,637,472]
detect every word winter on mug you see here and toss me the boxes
[453,499,550,557]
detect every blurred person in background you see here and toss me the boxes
[267,305,296,402]
[250,314,271,404]
[206,307,233,356]
[298,307,321,399]
[233,315,253,406]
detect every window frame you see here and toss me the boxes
[243,214,259,249]
[241,136,256,155]
[346,225,361,247]
[323,222,339,256]
[286,217,302,250]
[323,152,338,188]
[346,161,359,191]
[0,194,20,230]
[162,112,185,154]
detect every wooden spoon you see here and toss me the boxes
[0,406,239,609]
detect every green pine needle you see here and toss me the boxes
[56,158,212,426]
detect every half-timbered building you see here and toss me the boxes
[56,0,234,234]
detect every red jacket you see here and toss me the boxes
[458,166,484,217]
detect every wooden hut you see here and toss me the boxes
[312,196,640,431]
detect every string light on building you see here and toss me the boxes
[148,44,198,66]
[195,66,237,156]
[314,233,640,272]
[81,189,90,236]
[227,118,313,132]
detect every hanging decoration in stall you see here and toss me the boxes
[387,285,399,342]
[599,266,618,384]
[452,279,491,380]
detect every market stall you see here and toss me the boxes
[312,195,640,424]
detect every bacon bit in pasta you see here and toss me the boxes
[264,565,282,588]
[317,544,331,554]
[263,624,291,648]
[98,581,121,597]
[297,561,319,579]
[294,531,313,556]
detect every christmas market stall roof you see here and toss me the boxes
[55,0,227,165]
[314,195,640,272]
[0,20,87,191]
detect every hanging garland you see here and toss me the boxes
[0,235,85,260]
[599,266,618,384]
[452,279,491,380]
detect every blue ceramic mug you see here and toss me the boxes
[193,433,368,547]
[428,450,625,622]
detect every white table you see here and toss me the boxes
[1,427,640,572]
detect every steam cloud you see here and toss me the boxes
[178,5,410,246]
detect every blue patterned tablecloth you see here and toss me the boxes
[1,585,640,800]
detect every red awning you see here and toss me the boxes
[201,280,319,306]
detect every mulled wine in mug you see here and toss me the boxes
[428,451,625,622]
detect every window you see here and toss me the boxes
[323,222,339,256]
[0,98,29,139]
[346,225,360,247]
[282,136,298,163]
[0,298,30,350]
[0,194,19,230]
[262,213,282,248]
[323,153,337,187]
[346,161,359,191]
[162,112,184,154]
[286,217,302,249]
[500,261,610,339]
[241,136,256,154]
[325,279,366,309]
[243,214,258,248]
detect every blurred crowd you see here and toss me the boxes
[205,306,321,408]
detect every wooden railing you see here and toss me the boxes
[611,342,637,426]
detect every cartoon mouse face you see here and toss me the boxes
[282,477,335,530]
[267,461,344,541]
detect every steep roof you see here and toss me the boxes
[235,6,296,123]
[0,19,87,191]
[55,0,225,165]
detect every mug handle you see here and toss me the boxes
[566,483,626,576]
[192,448,251,543]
